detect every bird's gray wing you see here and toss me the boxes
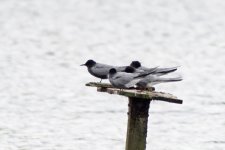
[136,75,161,87]
[95,63,113,69]
[115,66,127,72]
[124,73,144,88]
[111,73,134,88]
[139,66,151,71]
[140,66,179,76]
[113,72,132,82]
[137,75,182,87]
[134,67,158,78]
[152,76,182,83]
[91,64,113,78]
[154,67,178,75]
[134,68,145,73]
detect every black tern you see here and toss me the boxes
[108,67,158,89]
[130,61,178,76]
[81,59,128,82]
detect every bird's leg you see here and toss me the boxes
[147,87,155,91]
[140,88,145,92]
[99,79,102,83]
[137,87,145,93]
[128,87,135,90]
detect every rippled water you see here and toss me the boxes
[0,0,225,149]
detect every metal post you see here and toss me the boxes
[125,97,151,150]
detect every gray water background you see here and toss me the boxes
[0,0,225,149]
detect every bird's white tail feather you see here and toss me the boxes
[125,78,141,88]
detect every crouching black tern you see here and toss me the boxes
[126,64,182,89]
[108,67,158,89]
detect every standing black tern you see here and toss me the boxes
[130,61,178,76]
[108,67,158,89]
[81,59,128,82]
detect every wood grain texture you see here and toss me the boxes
[86,82,183,104]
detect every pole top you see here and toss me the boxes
[86,82,183,104]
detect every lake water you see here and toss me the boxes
[0,0,225,149]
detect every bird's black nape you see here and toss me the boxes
[130,61,141,68]
[83,59,96,67]
[125,66,135,73]
[109,68,117,74]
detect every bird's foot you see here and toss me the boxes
[119,88,124,92]
[136,87,145,93]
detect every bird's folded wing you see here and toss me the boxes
[93,65,111,75]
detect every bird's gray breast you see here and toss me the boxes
[88,65,110,79]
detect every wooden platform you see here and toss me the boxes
[86,82,183,150]
[86,82,183,104]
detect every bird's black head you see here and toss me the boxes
[109,68,117,74]
[125,66,135,73]
[130,61,141,68]
[81,59,96,67]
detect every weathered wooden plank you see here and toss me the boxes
[86,82,183,104]
[86,82,154,90]
[86,82,114,88]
